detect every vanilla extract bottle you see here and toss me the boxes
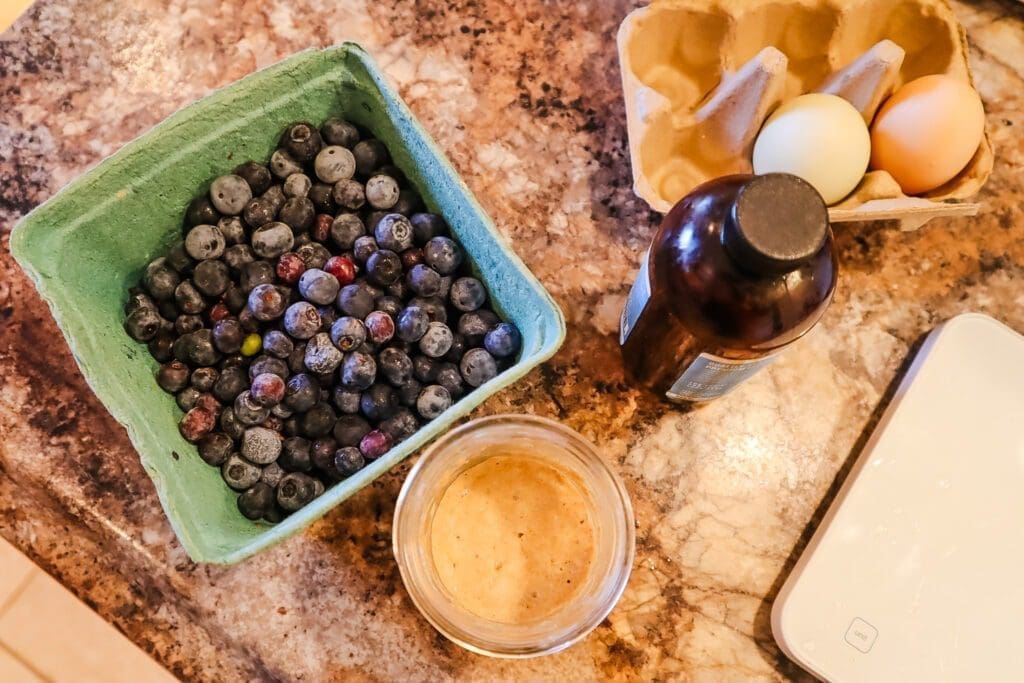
[620,173,837,403]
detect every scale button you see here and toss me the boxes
[844,618,878,653]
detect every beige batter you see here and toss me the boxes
[430,453,597,624]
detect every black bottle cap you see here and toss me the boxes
[722,173,829,275]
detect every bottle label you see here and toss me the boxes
[620,249,650,345]
[666,352,777,402]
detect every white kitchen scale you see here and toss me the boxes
[773,313,1024,682]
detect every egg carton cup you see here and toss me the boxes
[618,0,994,230]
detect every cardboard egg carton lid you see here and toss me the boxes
[617,0,994,229]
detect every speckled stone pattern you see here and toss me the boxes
[1,0,1023,680]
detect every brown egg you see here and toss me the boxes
[870,74,985,195]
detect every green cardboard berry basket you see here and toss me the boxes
[10,43,565,564]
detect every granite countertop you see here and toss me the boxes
[2,0,1024,680]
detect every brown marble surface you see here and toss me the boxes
[2,0,1024,680]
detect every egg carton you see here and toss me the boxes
[617,0,994,230]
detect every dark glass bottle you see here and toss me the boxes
[619,173,837,403]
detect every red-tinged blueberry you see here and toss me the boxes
[401,248,424,270]
[323,255,356,285]
[365,311,395,344]
[313,213,333,241]
[251,373,286,407]
[179,407,216,442]
[276,252,306,285]
[248,283,287,321]
[208,301,230,323]
[194,392,223,418]
[157,360,190,393]
[359,429,392,460]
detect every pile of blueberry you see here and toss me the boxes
[123,119,522,522]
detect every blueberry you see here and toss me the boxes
[235,391,271,425]
[298,268,340,306]
[174,280,206,315]
[352,235,379,266]
[165,241,195,274]
[304,333,343,374]
[330,414,369,447]
[398,378,423,407]
[241,426,282,464]
[191,366,219,392]
[157,360,190,393]
[386,277,409,300]
[217,216,246,245]
[360,383,398,421]
[248,284,287,321]
[407,264,442,297]
[239,309,260,334]
[212,317,244,353]
[416,384,452,419]
[271,402,294,419]
[450,277,487,312]
[314,145,356,183]
[148,332,176,362]
[328,213,364,250]
[186,196,220,227]
[281,122,323,162]
[374,213,414,252]
[270,148,304,179]
[283,172,312,198]
[222,454,262,491]
[423,237,463,275]
[380,407,419,442]
[174,314,203,335]
[412,355,439,383]
[353,139,389,176]
[411,213,448,245]
[299,402,336,438]
[123,307,161,342]
[197,432,233,466]
[309,182,337,214]
[276,472,317,511]
[484,322,522,358]
[210,174,253,215]
[458,309,499,346]
[365,174,400,210]
[159,300,181,322]
[418,321,454,358]
[184,224,226,261]
[251,373,286,407]
[332,179,366,210]
[176,329,221,366]
[401,248,424,270]
[364,210,389,234]
[337,284,375,319]
[279,197,315,232]
[321,118,359,148]
[436,362,465,399]
[435,274,452,299]
[143,258,180,301]
[284,373,319,413]
[243,198,276,228]
[330,316,366,351]
[359,429,392,460]
[341,351,377,390]
[460,348,498,387]
[261,462,285,488]
[410,296,448,324]
[310,438,339,474]
[296,241,332,270]
[281,301,320,340]
[287,342,307,374]
[262,330,294,358]
[366,249,401,286]
[223,244,255,272]
[378,347,414,386]
[262,184,287,212]
[176,386,202,411]
[365,311,395,344]
[213,365,249,403]
[332,386,362,414]
[237,481,275,520]
[279,436,312,472]
[125,290,157,317]
[251,221,295,258]
[249,354,288,380]
[333,447,365,477]
[239,260,275,292]
[220,407,246,441]
[192,259,230,297]
[234,161,273,195]
[375,295,403,319]
[396,306,430,342]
